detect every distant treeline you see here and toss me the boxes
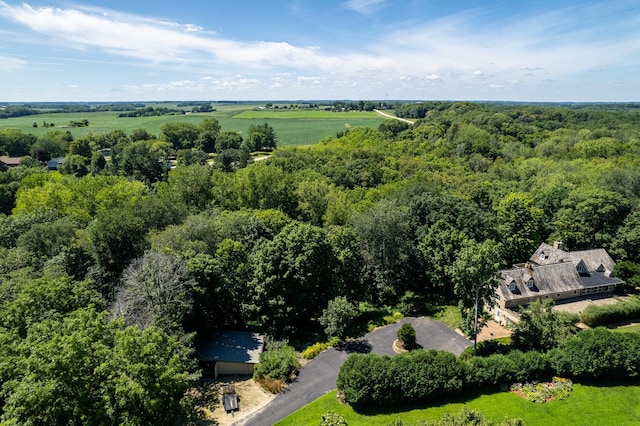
[118,106,186,118]
[0,103,147,118]
[393,101,640,121]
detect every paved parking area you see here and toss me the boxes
[234,317,470,426]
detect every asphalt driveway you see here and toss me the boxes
[235,317,471,426]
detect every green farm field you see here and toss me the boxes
[276,383,640,426]
[0,103,385,147]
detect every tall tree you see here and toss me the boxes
[160,122,200,150]
[248,222,336,338]
[552,187,630,250]
[196,117,221,152]
[1,308,198,425]
[113,252,196,332]
[351,200,415,304]
[496,192,545,266]
[246,123,277,151]
[451,239,502,348]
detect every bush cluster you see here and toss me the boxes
[579,298,640,327]
[301,337,342,360]
[253,341,300,392]
[510,377,572,403]
[337,328,640,407]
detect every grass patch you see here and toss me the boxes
[432,305,461,330]
[612,323,640,333]
[276,382,640,425]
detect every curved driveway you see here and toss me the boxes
[234,317,471,426]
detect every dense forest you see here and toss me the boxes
[1,101,640,424]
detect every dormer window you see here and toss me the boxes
[596,263,606,272]
[509,280,517,292]
[527,278,535,289]
[576,261,587,275]
[540,252,548,260]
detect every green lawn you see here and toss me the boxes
[0,103,385,147]
[276,383,640,425]
[612,324,640,333]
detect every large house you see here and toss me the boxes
[493,242,623,326]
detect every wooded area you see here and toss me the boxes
[1,101,640,424]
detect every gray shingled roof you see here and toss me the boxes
[570,248,616,273]
[501,243,622,305]
[196,330,264,364]
[499,262,584,302]
[581,271,624,288]
[530,242,569,266]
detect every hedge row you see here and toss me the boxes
[580,298,640,327]
[337,328,640,407]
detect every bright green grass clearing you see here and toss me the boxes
[276,383,640,426]
[432,305,462,330]
[0,104,385,147]
[612,324,640,333]
[233,110,379,119]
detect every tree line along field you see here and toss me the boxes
[0,102,385,147]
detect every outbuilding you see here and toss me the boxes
[196,330,264,379]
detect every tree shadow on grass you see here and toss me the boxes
[336,339,372,354]
[350,386,504,416]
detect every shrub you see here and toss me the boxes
[580,299,640,327]
[320,411,347,426]
[253,342,300,390]
[397,323,417,350]
[320,296,358,340]
[302,337,342,359]
[337,350,463,407]
[549,327,640,379]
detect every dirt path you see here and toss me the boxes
[192,376,275,426]
[374,109,415,125]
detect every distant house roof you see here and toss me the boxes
[47,157,65,170]
[196,330,264,364]
[0,156,22,168]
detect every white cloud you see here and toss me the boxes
[0,54,26,71]
[344,0,387,15]
[0,2,388,75]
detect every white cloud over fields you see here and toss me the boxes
[0,1,639,101]
[0,54,26,71]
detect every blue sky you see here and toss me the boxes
[0,0,639,102]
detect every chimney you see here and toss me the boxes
[524,262,532,269]
[553,241,564,251]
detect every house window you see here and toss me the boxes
[509,281,517,291]
[540,252,548,260]
[527,279,535,289]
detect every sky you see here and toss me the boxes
[0,0,639,102]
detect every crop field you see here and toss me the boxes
[233,109,379,119]
[276,383,640,426]
[0,103,386,147]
